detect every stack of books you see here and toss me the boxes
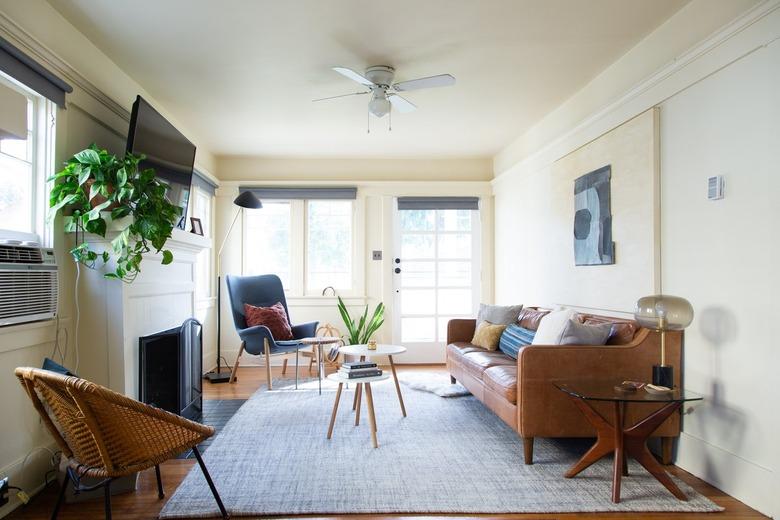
[339,361,382,379]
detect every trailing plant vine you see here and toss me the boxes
[48,144,182,282]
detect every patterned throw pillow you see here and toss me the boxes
[499,324,536,359]
[244,302,293,340]
[470,321,507,351]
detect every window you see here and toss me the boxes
[243,199,355,295]
[0,74,55,245]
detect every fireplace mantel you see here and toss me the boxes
[75,226,211,398]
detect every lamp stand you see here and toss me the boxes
[206,206,244,384]
[652,329,674,388]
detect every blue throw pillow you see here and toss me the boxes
[499,324,535,359]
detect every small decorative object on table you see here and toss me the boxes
[634,294,694,388]
[190,217,203,235]
[367,339,377,350]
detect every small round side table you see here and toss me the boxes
[326,372,390,448]
[339,344,407,417]
[299,336,342,395]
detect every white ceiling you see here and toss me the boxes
[49,0,687,158]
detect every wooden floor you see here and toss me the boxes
[9,365,767,520]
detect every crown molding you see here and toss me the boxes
[492,0,780,184]
[0,10,130,122]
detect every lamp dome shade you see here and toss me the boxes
[233,191,262,209]
[634,294,694,331]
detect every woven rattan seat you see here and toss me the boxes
[15,367,229,519]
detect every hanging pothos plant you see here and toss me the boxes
[48,144,182,283]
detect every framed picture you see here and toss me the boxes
[190,217,204,236]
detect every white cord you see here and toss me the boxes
[74,262,81,373]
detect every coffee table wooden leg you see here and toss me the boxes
[388,355,407,417]
[365,382,378,448]
[354,383,362,426]
[564,396,615,478]
[612,401,626,503]
[327,382,343,439]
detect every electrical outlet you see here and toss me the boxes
[16,490,29,505]
[372,250,383,260]
[0,477,9,506]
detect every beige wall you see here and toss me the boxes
[0,1,217,515]
[216,155,493,183]
[491,2,779,517]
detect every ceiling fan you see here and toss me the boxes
[313,65,456,119]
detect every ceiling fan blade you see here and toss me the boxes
[388,94,417,113]
[312,91,369,102]
[332,67,375,86]
[393,74,456,91]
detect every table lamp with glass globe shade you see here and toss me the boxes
[634,295,694,389]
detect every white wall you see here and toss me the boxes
[492,1,779,516]
[659,40,779,517]
[0,1,218,516]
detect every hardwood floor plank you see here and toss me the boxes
[8,366,767,520]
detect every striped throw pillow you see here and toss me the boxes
[499,324,536,359]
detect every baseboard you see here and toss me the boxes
[676,431,777,518]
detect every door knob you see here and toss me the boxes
[394,267,401,274]
[394,258,401,264]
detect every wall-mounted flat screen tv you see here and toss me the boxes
[126,95,196,230]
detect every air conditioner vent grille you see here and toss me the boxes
[0,269,58,325]
[0,245,43,264]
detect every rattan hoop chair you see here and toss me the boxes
[15,367,229,519]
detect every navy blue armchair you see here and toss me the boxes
[225,274,318,389]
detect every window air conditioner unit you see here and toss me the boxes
[0,239,58,327]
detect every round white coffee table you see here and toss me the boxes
[326,372,390,448]
[339,344,407,418]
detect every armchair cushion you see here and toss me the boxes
[244,302,293,340]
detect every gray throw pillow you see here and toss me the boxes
[558,318,612,346]
[477,303,524,327]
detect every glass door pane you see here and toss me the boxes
[393,207,480,363]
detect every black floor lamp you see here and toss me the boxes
[206,190,262,383]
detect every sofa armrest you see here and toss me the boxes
[447,319,476,344]
[516,329,682,438]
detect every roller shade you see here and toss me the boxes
[192,169,217,196]
[0,82,27,140]
[0,36,72,108]
[239,186,357,200]
[397,196,479,210]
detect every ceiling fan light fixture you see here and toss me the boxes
[368,96,391,118]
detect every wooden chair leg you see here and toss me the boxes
[229,342,244,384]
[282,358,288,376]
[523,437,534,465]
[264,339,273,390]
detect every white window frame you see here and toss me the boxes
[242,197,363,297]
[190,184,215,301]
[0,72,56,246]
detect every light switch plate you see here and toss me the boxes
[372,250,382,260]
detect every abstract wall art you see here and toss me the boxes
[573,165,615,266]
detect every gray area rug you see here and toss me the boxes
[160,377,722,517]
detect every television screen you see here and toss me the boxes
[126,95,196,230]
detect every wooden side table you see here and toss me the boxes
[326,372,390,448]
[555,380,702,503]
[338,344,407,418]
[299,337,342,395]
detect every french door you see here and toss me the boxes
[392,206,480,363]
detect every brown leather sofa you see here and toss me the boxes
[446,307,681,465]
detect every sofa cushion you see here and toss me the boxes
[447,342,485,358]
[577,315,639,345]
[483,365,517,404]
[532,308,578,345]
[516,308,550,331]
[471,321,507,350]
[559,318,612,345]
[477,303,524,327]
[460,350,515,376]
[498,324,535,359]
